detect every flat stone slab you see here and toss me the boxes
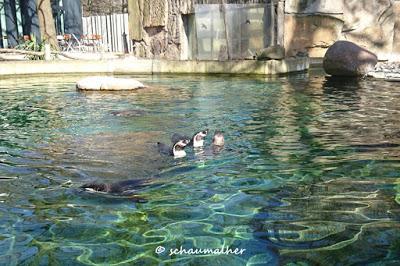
[76,76,145,91]
[385,75,400,82]
[367,71,400,81]
[368,61,400,81]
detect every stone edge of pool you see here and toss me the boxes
[0,58,309,76]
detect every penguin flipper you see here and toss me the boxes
[171,133,190,144]
[157,142,172,155]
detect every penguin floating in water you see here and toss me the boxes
[171,129,209,148]
[212,130,225,146]
[200,130,225,155]
[157,139,190,158]
[211,130,225,152]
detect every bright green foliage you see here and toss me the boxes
[15,35,45,60]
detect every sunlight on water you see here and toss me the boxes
[0,73,399,265]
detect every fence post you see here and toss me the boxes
[122,32,128,53]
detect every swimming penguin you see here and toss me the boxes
[171,129,209,148]
[211,130,225,154]
[201,130,225,155]
[81,178,151,194]
[212,131,225,146]
[157,139,190,158]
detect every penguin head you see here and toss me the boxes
[212,131,225,146]
[172,139,190,158]
[192,129,209,147]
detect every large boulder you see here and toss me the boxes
[323,41,378,76]
[76,76,145,91]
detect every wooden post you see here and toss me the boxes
[122,32,129,53]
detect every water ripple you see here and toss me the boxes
[0,74,399,265]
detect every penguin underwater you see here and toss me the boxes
[81,178,152,195]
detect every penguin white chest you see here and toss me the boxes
[193,139,204,148]
[173,150,187,158]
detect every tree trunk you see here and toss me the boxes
[36,0,59,50]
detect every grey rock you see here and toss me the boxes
[323,41,378,76]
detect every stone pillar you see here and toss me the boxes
[264,1,274,46]
[277,0,285,46]
[20,0,41,41]
[4,0,19,47]
[62,0,83,37]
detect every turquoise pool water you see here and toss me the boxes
[0,73,399,265]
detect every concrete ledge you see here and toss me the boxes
[0,58,309,76]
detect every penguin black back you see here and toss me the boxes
[157,142,173,156]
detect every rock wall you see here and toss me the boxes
[393,1,400,59]
[127,0,400,60]
[284,0,400,59]
[284,0,344,57]
[127,0,196,59]
[342,0,395,60]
